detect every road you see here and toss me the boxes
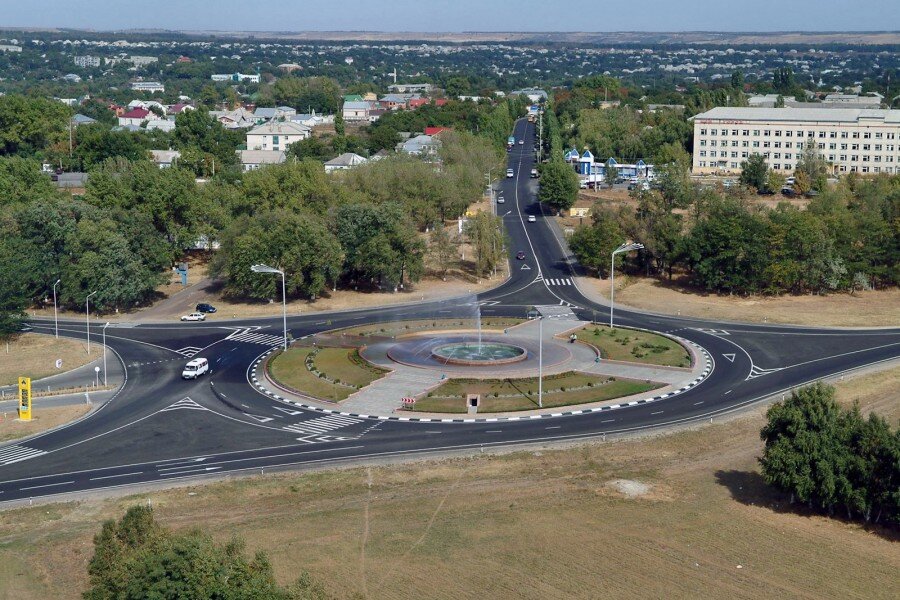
[1,119,898,504]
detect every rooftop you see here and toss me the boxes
[692,106,900,125]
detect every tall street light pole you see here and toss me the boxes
[609,242,644,329]
[538,316,543,408]
[102,322,110,386]
[85,291,97,354]
[52,279,61,339]
[251,264,288,351]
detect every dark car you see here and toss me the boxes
[196,303,217,313]
[516,251,526,260]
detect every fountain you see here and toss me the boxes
[431,341,527,366]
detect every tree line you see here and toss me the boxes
[759,382,899,527]
[570,167,899,295]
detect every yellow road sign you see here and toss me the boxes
[18,376,32,421]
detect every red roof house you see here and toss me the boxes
[424,126,451,136]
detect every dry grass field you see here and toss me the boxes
[0,366,896,599]
[580,275,900,328]
[0,334,97,387]
[0,405,91,444]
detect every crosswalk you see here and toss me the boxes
[0,444,47,465]
[227,329,284,347]
[161,397,207,412]
[283,413,363,442]
[545,277,573,286]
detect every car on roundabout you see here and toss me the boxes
[516,250,526,260]
[180,312,206,322]
[527,215,537,223]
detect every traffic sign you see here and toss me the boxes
[18,377,32,421]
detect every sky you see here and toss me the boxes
[2,0,898,33]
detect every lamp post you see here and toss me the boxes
[85,291,97,354]
[102,322,110,386]
[609,242,644,329]
[486,170,494,215]
[251,264,288,351]
[52,279,61,339]
[538,316,543,408]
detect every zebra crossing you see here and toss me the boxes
[161,397,207,412]
[545,277,573,287]
[282,413,363,443]
[0,444,47,465]
[226,329,284,347]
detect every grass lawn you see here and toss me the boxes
[0,405,91,443]
[336,318,524,338]
[268,346,385,402]
[413,372,659,413]
[0,334,97,387]
[2,367,896,599]
[576,325,691,367]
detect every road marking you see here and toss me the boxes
[545,426,561,430]
[0,444,48,465]
[521,263,531,270]
[90,471,144,481]
[724,390,732,395]
[722,353,736,362]
[157,466,222,476]
[694,401,705,405]
[601,419,615,423]
[485,430,502,433]
[20,481,75,491]
[651,411,664,415]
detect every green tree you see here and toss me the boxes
[538,159,579,211]
[0,94,71,156]
[569,208,624,277]
[464,211,505,277]
[605,164,618,189]
[795,144,830,193]
[429,224,456,278]
[84,506,330,600]
[739,154,770,191]
[0,236,29,339]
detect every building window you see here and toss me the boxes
[863,144,870,151]
[874,156,881,162]
[774,153,781,159]
[773,163,781,170]
[710,129,717,135]
[742,141,749,147]
[786,142,793,148]
[785,131,793,137]
[862,166,870,173]
[864,132,871,139]
[710,140,717,147]
[753,130,761,136]
[699,161,706,167]
[699,150,706,157]
[818,131,826,138]
[785,153,792,159]
[829,143,836,150]
[841,132,848,139]
[731,152,738,158]
[763,142,771,148]
[796,130,804,137]
[874,132,883,139]
[852,144,859,150]
[784,164,791,170]
[742,130,750,136]
[731,129,738,135]
[775,130,782,137]
[774,142,782,148]
[828,154,835,161]
[700,129,707,135]
[841,144,848,150]
[764,130,771,136]
[731,141,738,147]
[818,143,825,150]
[840,154,847,161]
[862,156,870,162]
[753,141,760,148]
[731,162,738,169]
[700,140,706,146]
[829,132,837,138]
[852,132,859,139]
[874,144,882,151]
[874,167,881,173]
[741,151,748,158]
[851,155,859,161]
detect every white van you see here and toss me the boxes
[181,357,209,380]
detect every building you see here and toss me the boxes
[211,73,261,84]
[146,119,176,133]
[127,56,158,67]
[212,107,258,129]
[691,107,900,175]
[62,73,82,83]
[822,93,883,109]
[246,121,310,152]
[510,88,548,103]
[0,44,22,53]
[253,106,296,121]
[563,148,654,183]
[74,55,101,68]
[71,114,97,126]
[131,81,165,94]
[399,134,442,156]
[343,100,373,122]
[149,150,181,168]
[324,152,368,173]
[118,107,151,127]
[388,83,433,94]
[238,150,286,171]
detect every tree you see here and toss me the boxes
[538,159,579,211]
[739,154,769,191]
[795,144,829,193]
[0,236,29,339]
[84,505,330,600]
[604,164,618,189]
[334,112,345,137]
[731,70,745,90]
[569,208,624,277]
[429,225,456,278]
[0,94,71,156]
[464,211,505,277]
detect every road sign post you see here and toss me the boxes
[18,377,32,421]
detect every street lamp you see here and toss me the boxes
[85,291,97,354]
[538,316,543,408]
[485,170,494,215]
[52,279,61,339]
[102,322,110,386]
[609,242,644,329]
[250,264,288,351]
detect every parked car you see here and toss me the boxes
[579,179,588,189]
[781,186,795,196]
[195,303,216,313]
[516,251,526,260]
[527,215,537,223]
[530,169,538,178]
[506,168,514,178]
[180,312,206,322]
[181,357,209,380]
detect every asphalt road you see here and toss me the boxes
[1,119,898,504]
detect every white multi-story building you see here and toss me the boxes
[245,121,310,152]
[131,81,165,94]
[74,55,101,68]
[691,107,900,176]
[211,73,261,84]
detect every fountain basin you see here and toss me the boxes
[431,342,527,366]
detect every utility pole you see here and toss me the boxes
[538,109,543,162]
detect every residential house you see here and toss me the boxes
[149,150,181,168]
[368,108,386,122]
[342,94,364,103]
[324,152,368,173]
[211,73,261,84]
[131,81,165,93]
[146,119,176,133]
[253,106,296,121]
[424,126,451,136]
[379,94,414,110]
[246,121,310,152]
[399,134,442,156]
[71,114,97,126]
[238,150,286,171]
[166,102,194,115]
[388,83,433,94]
[212,107,258,129]
[128,99,167,114]
[343,100,372,122]
[118,107,151,127]
[409,98,447,110]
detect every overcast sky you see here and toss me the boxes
[3,0,897,32]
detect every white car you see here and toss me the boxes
[506,168,514,178]
[518,139,524,145]
[181,312,206,322]
[182,357,209,379]
[497,196,505,203]
[527,215,537,223]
